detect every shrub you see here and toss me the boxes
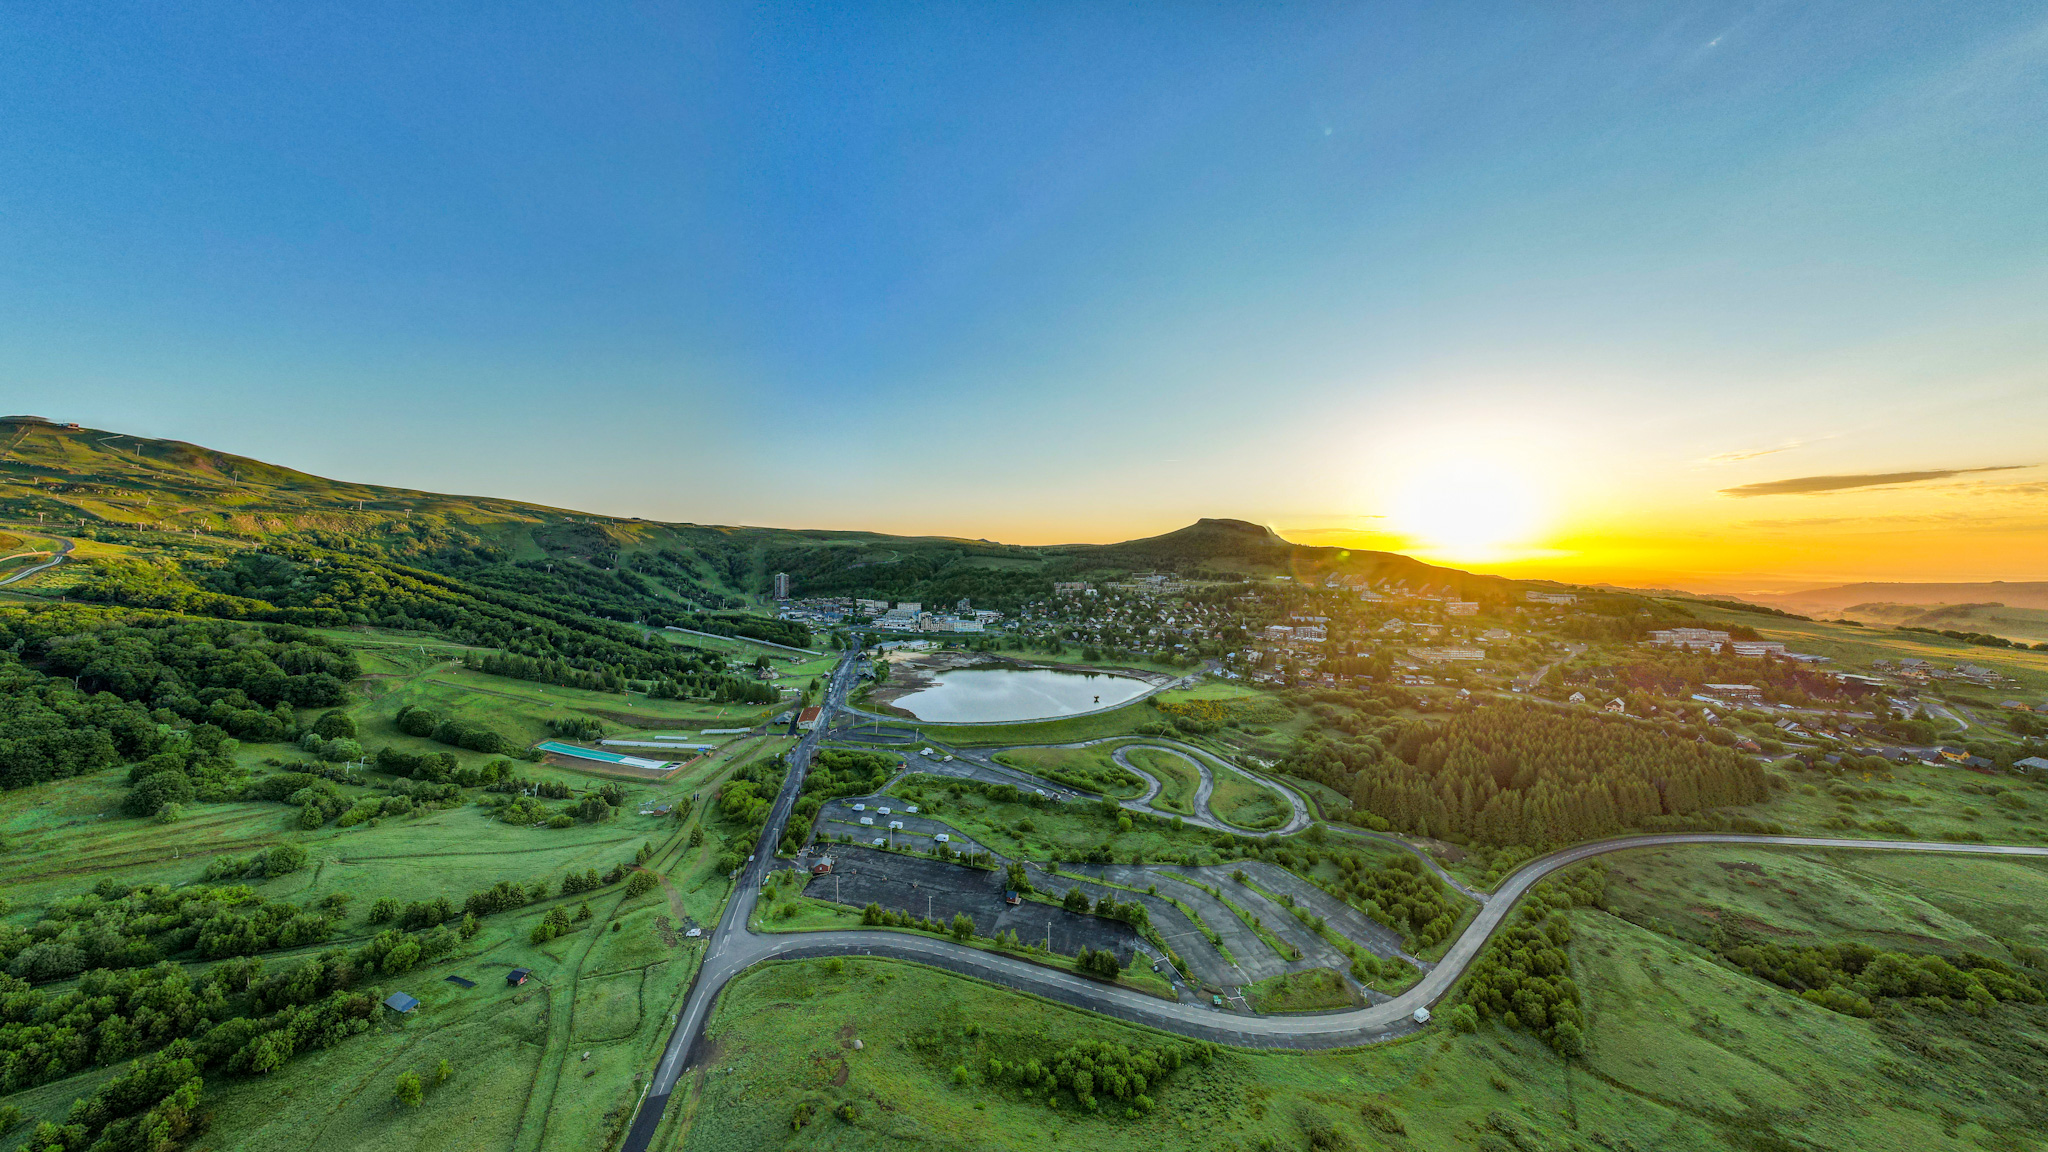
[263,842,308,877]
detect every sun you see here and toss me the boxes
[1386,456,1546,561]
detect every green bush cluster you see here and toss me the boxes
[0,876,330,984]
[1719,938,2045,1017]
[393,705,509,755]
[1458,867,1605,1056]
[982,1038,1214,1114]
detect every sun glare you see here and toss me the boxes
[1386,457,1546,561]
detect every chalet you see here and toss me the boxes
[383,992,420,1014]
[507,969,532,987]
[1568,691,1587,704]
[811,856,835,875]
[1963,756,1996,772]
[2015,757,2048,774]
[1999,700,2032,711]
[1938,747,1969,763]
[1736,738,1762,753]
[1604,698,1627,714]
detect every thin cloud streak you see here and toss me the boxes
[1720,466,2031,497]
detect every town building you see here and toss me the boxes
[772,571,790,600]
[1648,628,1731,651]
[1703,683,1764,702]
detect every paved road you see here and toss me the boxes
[620,641,868,1152]
[624,723,2048,1152]
[0,534,72,587]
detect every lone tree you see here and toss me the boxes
[394,1071,423,1108]
[949,913,975,941]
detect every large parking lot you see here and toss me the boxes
[804,846,1145,962]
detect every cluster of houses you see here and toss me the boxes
[773,595,1004,633]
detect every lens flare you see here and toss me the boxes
[1386,457,1546,561]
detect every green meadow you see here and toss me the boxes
[676,845,2048,1152]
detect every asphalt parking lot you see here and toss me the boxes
[804,845,1144,962]
[1167,865,1349,974]
[1221,861,1417,965]
[815,797,993,857]
[1042,864,1240,991]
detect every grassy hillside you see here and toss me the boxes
[1,418,1506,618]
[675,846,2048,1152]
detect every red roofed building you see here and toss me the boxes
[797,706,823,731]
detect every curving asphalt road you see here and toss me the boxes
[620,643,2048,1151]
[0,534,71,587]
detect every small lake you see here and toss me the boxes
[891,667,1153,723]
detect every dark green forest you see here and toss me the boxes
[1284,702,1768,846]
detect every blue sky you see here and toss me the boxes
[4,3,2045,583]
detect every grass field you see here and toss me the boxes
[1206,761,1289,830]
[990,744,1146,798]
[1744,760,2048,844]
[1243,966,1361,1013]
[350,650,777,758]
[0,631,789,1152]
[1126,747,1199,815]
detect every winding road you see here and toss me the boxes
[0,533,71,587]
[619,642,2048,1151]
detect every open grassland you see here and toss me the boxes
[1602,843,2048,960]
[1150,680,1267,705]
[1127,747,1200,815]
[885,775,1240,866]
[0,646,781,1152]
[1746,759,2048,844]
[991,744,1146,798]
[352,650,775,751]
[1206,761,1289,830]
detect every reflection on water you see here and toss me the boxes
[892,667,1152,723]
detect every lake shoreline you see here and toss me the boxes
[869,655,1164,723]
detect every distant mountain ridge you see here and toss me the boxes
[0,417,1511,599]
[1744,582,2048,614]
